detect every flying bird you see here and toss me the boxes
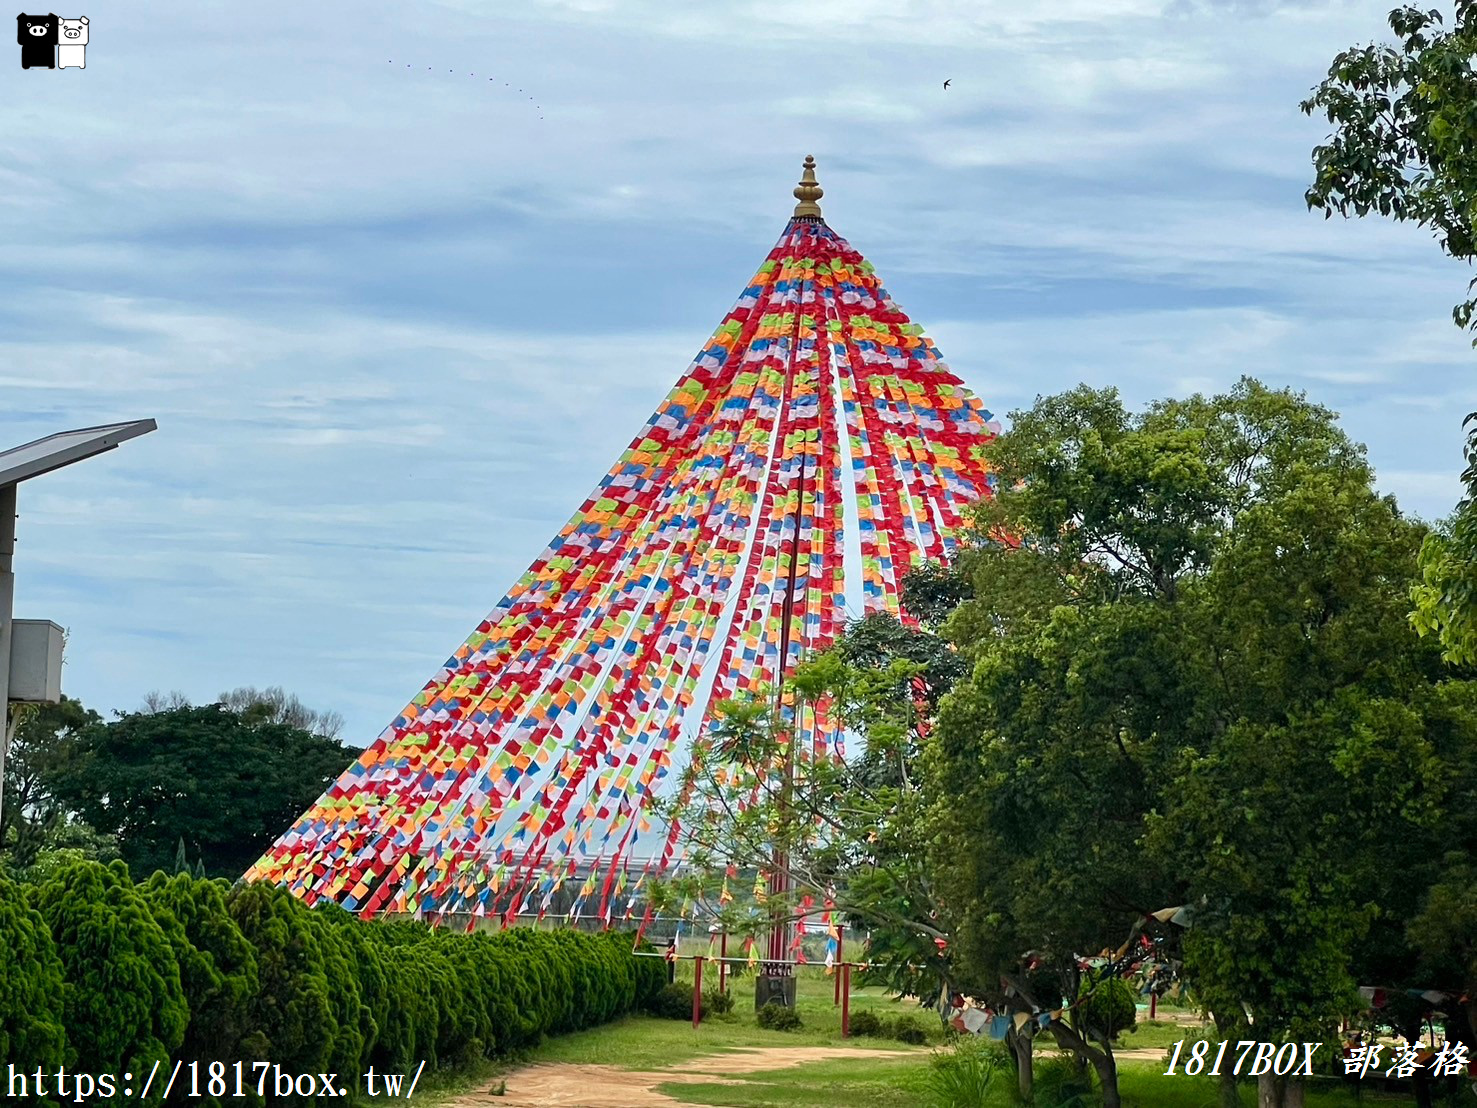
[943,79,951,90]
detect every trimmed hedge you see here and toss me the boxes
[29,859,189,1093]
[0,872,66,1071]
[0,861,664,1104]
[139,871,263,1106]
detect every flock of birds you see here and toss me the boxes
[388,61,544,119]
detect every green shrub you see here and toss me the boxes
[704,988,734,1015]
[138,872,261,1103]
[889,1014,930,1044]
[648,981,702,1020]
[138,874,262,1105]
[1079,975,1137,1041]
[310,903,393,1070]
[630,937,667,1008]
[0,872,67,1070]
[1032,1056,1095,1108]
[427,934,493,1063]
[926,1037,1003,1107]
[226,881,337,1088]
[6,860,660,1097]
[374,942,441,1067]
[30,860,188,1092]
[848,1009,884,1036]
[756,1001,802,1031]
[299,905,369,1079]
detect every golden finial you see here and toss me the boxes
[792,155,824,219]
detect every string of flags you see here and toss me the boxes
[1359,986,1470,1010]
[244,189,1002,925]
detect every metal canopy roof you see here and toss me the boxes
[0,420,157,489]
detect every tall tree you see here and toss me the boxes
[1411,430,1477,664]
[1302,3,1477,667]
[47,704,357,879]
[655,589,966,1007]
[0,696,103,868]
[217,686,346,741]
[929,380,1477,1108]
[139,687,346,740]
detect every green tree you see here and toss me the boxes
[48,704,355,879]
[0,696,104,869]
[1079,975,1137,1043]
[1411,453,1477,664]
[656,598,963,1010]
[929,380,1477,1108]
[1301,4,1477,669]
[1301,3,1477,336]
[1408,857,1477,1055]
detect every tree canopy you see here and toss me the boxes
[1302,2,1477,334]
[927,379,1477,1107]
[48,704,356,879]
[655,593,960,1003]
[1302,3,1477,668]
[216,685,346,740]
[0,696,103,868]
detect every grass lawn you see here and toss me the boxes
[1115,1064,1420,1107]
[661,1058,1425,1108]
[404,968,1423,1107]
[400,967,937,1103]
[656,1055,936,1107]
[532,968,939,1070]
[1117,1017,1203,1052]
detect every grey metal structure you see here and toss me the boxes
[0,419,156,830]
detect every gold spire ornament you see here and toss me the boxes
[792,155,824,219]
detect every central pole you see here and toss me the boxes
[757,158,825,1009]
[773,452,809,957]
[766,436,807,974]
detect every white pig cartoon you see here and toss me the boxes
[56,16,86,69]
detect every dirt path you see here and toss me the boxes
[1114,1046,1174,1062]
[448,1046,921,1108]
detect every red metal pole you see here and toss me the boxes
[1149,993,1157,1021]
[834,930,843,1006]
[693,956,704,1028]
[719,932,728,995]
[841,963,851,1037]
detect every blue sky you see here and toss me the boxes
[4,0,1473,746]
